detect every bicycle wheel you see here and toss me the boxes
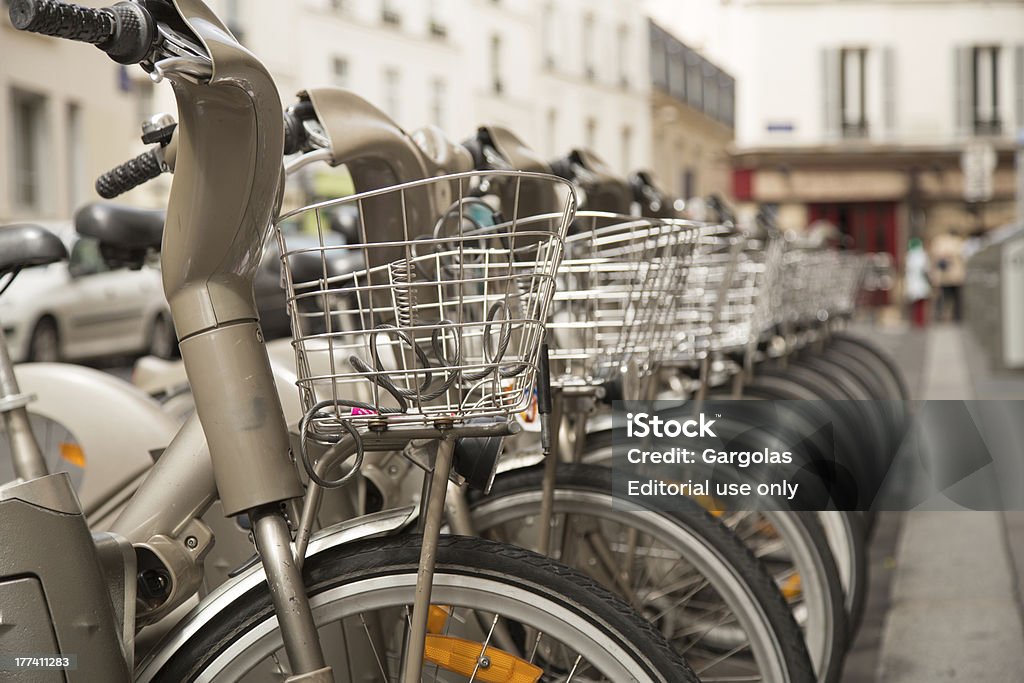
[827,333,911,402]
[712,384,870,640]
[584,431,848,683]
[144,535,697,682]
[470,463,815,683]
[816,510,869,639]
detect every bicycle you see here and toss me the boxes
[1,1,698,681]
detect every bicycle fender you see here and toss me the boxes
[132,505,417,682]
[11,363,178,517]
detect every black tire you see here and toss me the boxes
[755,363,889,499]
[150,535,698,682]
[828,333,910,401]
[817,509,869,640]
[28,316,61,362]
[583,430,850,683]
[148,313,179,359]
[473,463,816,683]
[792,355,894,461]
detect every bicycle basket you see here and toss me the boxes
[547,213,698,385]
[275,170,574,434]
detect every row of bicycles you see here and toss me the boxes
[0,1,909,681]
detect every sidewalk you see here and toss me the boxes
[870,323,1024,682]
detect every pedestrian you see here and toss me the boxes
[905,238,930,328]
[929,229,966,322]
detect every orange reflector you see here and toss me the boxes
[780,573,802,599]
[427,605,452,634]
[423,635,542,683]
[59,442,85,468]
[692,495,725,517]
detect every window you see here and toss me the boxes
[704,66,719,121]
[972,46,1001,135]
[617,24,630,88]
[585,117,597,150]
[542,3,555,69]
[546,107,558,155]
[224,0,244,41]
[840,47,868,138]
[430,78,445,129]
[135,79,154,133]
[667,45,685,101]
[685,53,703,110]
[66,102,84,210]
[620,125,632,172]
[719,76,735,129]
[428,0,446,38]
[490,34,503,95]
[682,168,696,200]
[331,56,349,88]
[381,0,400,26]
[10,88,48,211]
[69,238,110,278]
[582,13,595,81]
[383,67,400,119]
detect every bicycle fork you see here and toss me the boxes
[401,434,457,683]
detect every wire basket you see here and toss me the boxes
[664,228,784,363]
[546,214,698,387]
[275,171,574,434]
[780,247,862,326]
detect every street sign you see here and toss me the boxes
[961,141,997,203]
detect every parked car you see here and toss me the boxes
[0,220,176,363]
[256,206,361,341]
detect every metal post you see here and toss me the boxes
[0,323,47,480]
[251,507,329,677]
[536,390,564,556]
[401,436,456,683]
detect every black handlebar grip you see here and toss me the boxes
[103,2,156,64]
[9,0,116,45]
[96,150,163,199]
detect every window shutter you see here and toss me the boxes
[954,46,971,137]
[822,47,840,139]
[1015,45,1024,132]
[882,46,896,137]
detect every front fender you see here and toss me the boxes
[133,505,417,681]
[13,363,179,516]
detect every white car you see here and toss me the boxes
[0,222,175,363]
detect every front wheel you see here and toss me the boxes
[145,535,697,682]
[471,464,815,683]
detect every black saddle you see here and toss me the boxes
[0,224,68,277]
[74,202,165,269]
[75,202,164,250]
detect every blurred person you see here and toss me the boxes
[905,238,930,328]
[929,229,966,322]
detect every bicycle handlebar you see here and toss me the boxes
[96,149,163,199]
[9,0,156,64]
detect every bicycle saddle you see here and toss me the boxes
[629,170,678,219]
[75,201,165,250]
[0,223,68,278]
[550,149,633,215]
[74,202,165,269]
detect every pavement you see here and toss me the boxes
[843,321,1024,682]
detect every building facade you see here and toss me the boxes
[648,21,735,201]
[0,11,144,222]
[648,0,1024,269]
[3,0,672,225]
